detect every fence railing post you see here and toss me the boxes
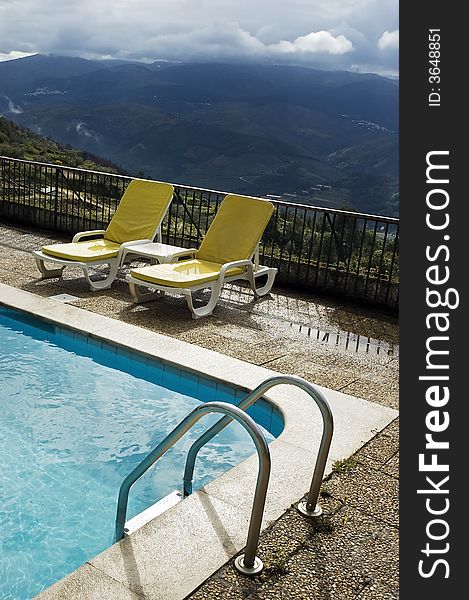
[53,168,59,230]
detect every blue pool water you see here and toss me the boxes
[0,308,282,600]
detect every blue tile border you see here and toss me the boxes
[147,361,165,386]
[0,307,55,342]
[0,306,284,438]
[196,378,218,403]
[214,382,237,404]
[130,353,148,379]
[179,371,199,398]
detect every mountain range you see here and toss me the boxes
[0,54,399,215]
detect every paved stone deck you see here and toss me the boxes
[0,222,399,599]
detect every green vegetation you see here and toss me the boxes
[332,456,359,474]
[0,117,123,174]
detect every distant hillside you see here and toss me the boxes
[0,55,399,215]
[0,116,124,173]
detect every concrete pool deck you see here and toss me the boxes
[0,223,399,600]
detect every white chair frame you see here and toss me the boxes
[126,248,277,319]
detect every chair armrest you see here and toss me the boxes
[72,230,106,242]
[119,239,153,249]
[218,259,253,280]
[168,248,198,262]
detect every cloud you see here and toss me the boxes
[0,51,35,62]
[124,23,353,63]
[378,30,399,51]
[133,21,267,62]
[270,31,353,55]
[1,95,23,113]
[0,0,398,74]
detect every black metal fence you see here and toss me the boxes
[0,156,399,311]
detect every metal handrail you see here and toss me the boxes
[114,401,271,574]
[183,375,334,517]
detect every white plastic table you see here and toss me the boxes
[121,242,195,265]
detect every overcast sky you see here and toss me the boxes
[0,0,398,75]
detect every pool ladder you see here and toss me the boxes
[114,375,334,575]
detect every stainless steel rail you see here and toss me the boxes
[114,401,271,574]
[183,375,334,517]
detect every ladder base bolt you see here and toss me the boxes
[234,555,263,575]
[297,501,323,517]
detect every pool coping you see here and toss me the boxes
[0,283,398,600]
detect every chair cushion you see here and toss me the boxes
[196,195,273,264]
[42,239,121,262]
[105,180,174,244]
[130,259,244,288]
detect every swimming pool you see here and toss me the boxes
[0,308,281,600]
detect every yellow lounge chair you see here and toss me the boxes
[126,194,278,318]
[33,180,174,290]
